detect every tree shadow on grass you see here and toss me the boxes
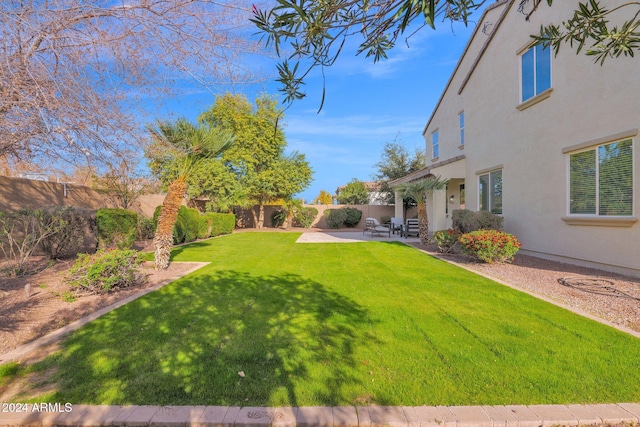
[37,270,378,406]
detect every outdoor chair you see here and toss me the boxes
[403,219,419,238]
[390,217,404,235]
[364,217,391,238]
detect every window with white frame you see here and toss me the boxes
[479,170,502,214]
[521,44,551,102]
[432,130,439,159]
[459,112,465,146]
[569,139,633,216]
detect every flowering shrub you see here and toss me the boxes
[66,249,146,294]
[432,229,462,253]
[458,230,521,263]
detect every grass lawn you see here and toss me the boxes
[3,232,640,406]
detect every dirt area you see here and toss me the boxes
[0,248,204,356]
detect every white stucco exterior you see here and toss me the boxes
[401,0,640,276]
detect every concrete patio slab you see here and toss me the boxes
[295,406,333,427]
[436,405,458,427]
[401,406,422,427]
[356,406,372,427]
[528,405,578,426]
[296,231,420,244]
[221,407,241,425]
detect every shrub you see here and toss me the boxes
[293,207,318,228]
[458,230,521,264]
[96,208,138,250]
[198,214,212,239]
[380,215,391,225]
[271,209,286,228]
[66,249,146,294]
[137,216,156,240]
[343,208,362,228]
[0,209,67,276]
[208,213,236,237]
[40,206,96,259]
[432,229,462,253]
[452,209,503,233]
[174,206,200,244]
[324,209,348,229]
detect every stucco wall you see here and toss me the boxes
[422,0,640,276]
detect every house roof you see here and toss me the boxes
[421,0,513,136]
[388,154,465,187]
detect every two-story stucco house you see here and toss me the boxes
[391,0,640,277]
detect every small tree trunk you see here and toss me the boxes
[154,179,187,270]
[256,203,265,229]
[417,201,429,245]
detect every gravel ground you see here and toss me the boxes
[414,242,640,334]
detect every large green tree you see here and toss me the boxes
[336,179,370,205]
[199,93,313,228]
[146,119,234,270]
[252,0,639,105]
[374,140,426,204]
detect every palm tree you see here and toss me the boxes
[148,119,234,270]
[397,175,449,245]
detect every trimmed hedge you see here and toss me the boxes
[343,207,362,228]
[293,207,318,228]
[153,206,235,243]
[325,209,348,229]
[40,206,96,259]
[96,208,137,250]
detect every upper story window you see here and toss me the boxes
[569,138,633,216]
[459,112,465,146]
[479,170,502,214]
[432,130,439,159]
[521,44,551,102]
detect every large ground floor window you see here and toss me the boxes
[569,138,633,216]
[479,170,502,214]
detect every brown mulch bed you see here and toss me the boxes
[412,242,640,334]
[0,251,204,356]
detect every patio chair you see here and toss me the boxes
[364,217,391,237]
[403,219,419,238]
[390,217,404,235]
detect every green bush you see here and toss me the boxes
[458,230,521,264]
[209,213,235,236]
[380,215,391,225]
[66,249,146,294]
[343,208,362,228]
[293,207,318,228]
[40,206,96,259]
[174,206,200,244]
[96,208,137,250]
[324,209,348,229]
[452,209,503,233]
[137,216,156,240]
[432,229,462,253]
[198,214,212,239]
[271,209,286,228]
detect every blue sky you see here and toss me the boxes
[149,14,483,203]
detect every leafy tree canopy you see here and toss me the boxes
[252,0,639,106]
[336,179,370,205]
[313,190,335,205]
[373,139,426,204]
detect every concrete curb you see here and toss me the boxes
[1,403,639,426]
[0,262,209,365]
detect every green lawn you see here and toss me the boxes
[4,232,640,406]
